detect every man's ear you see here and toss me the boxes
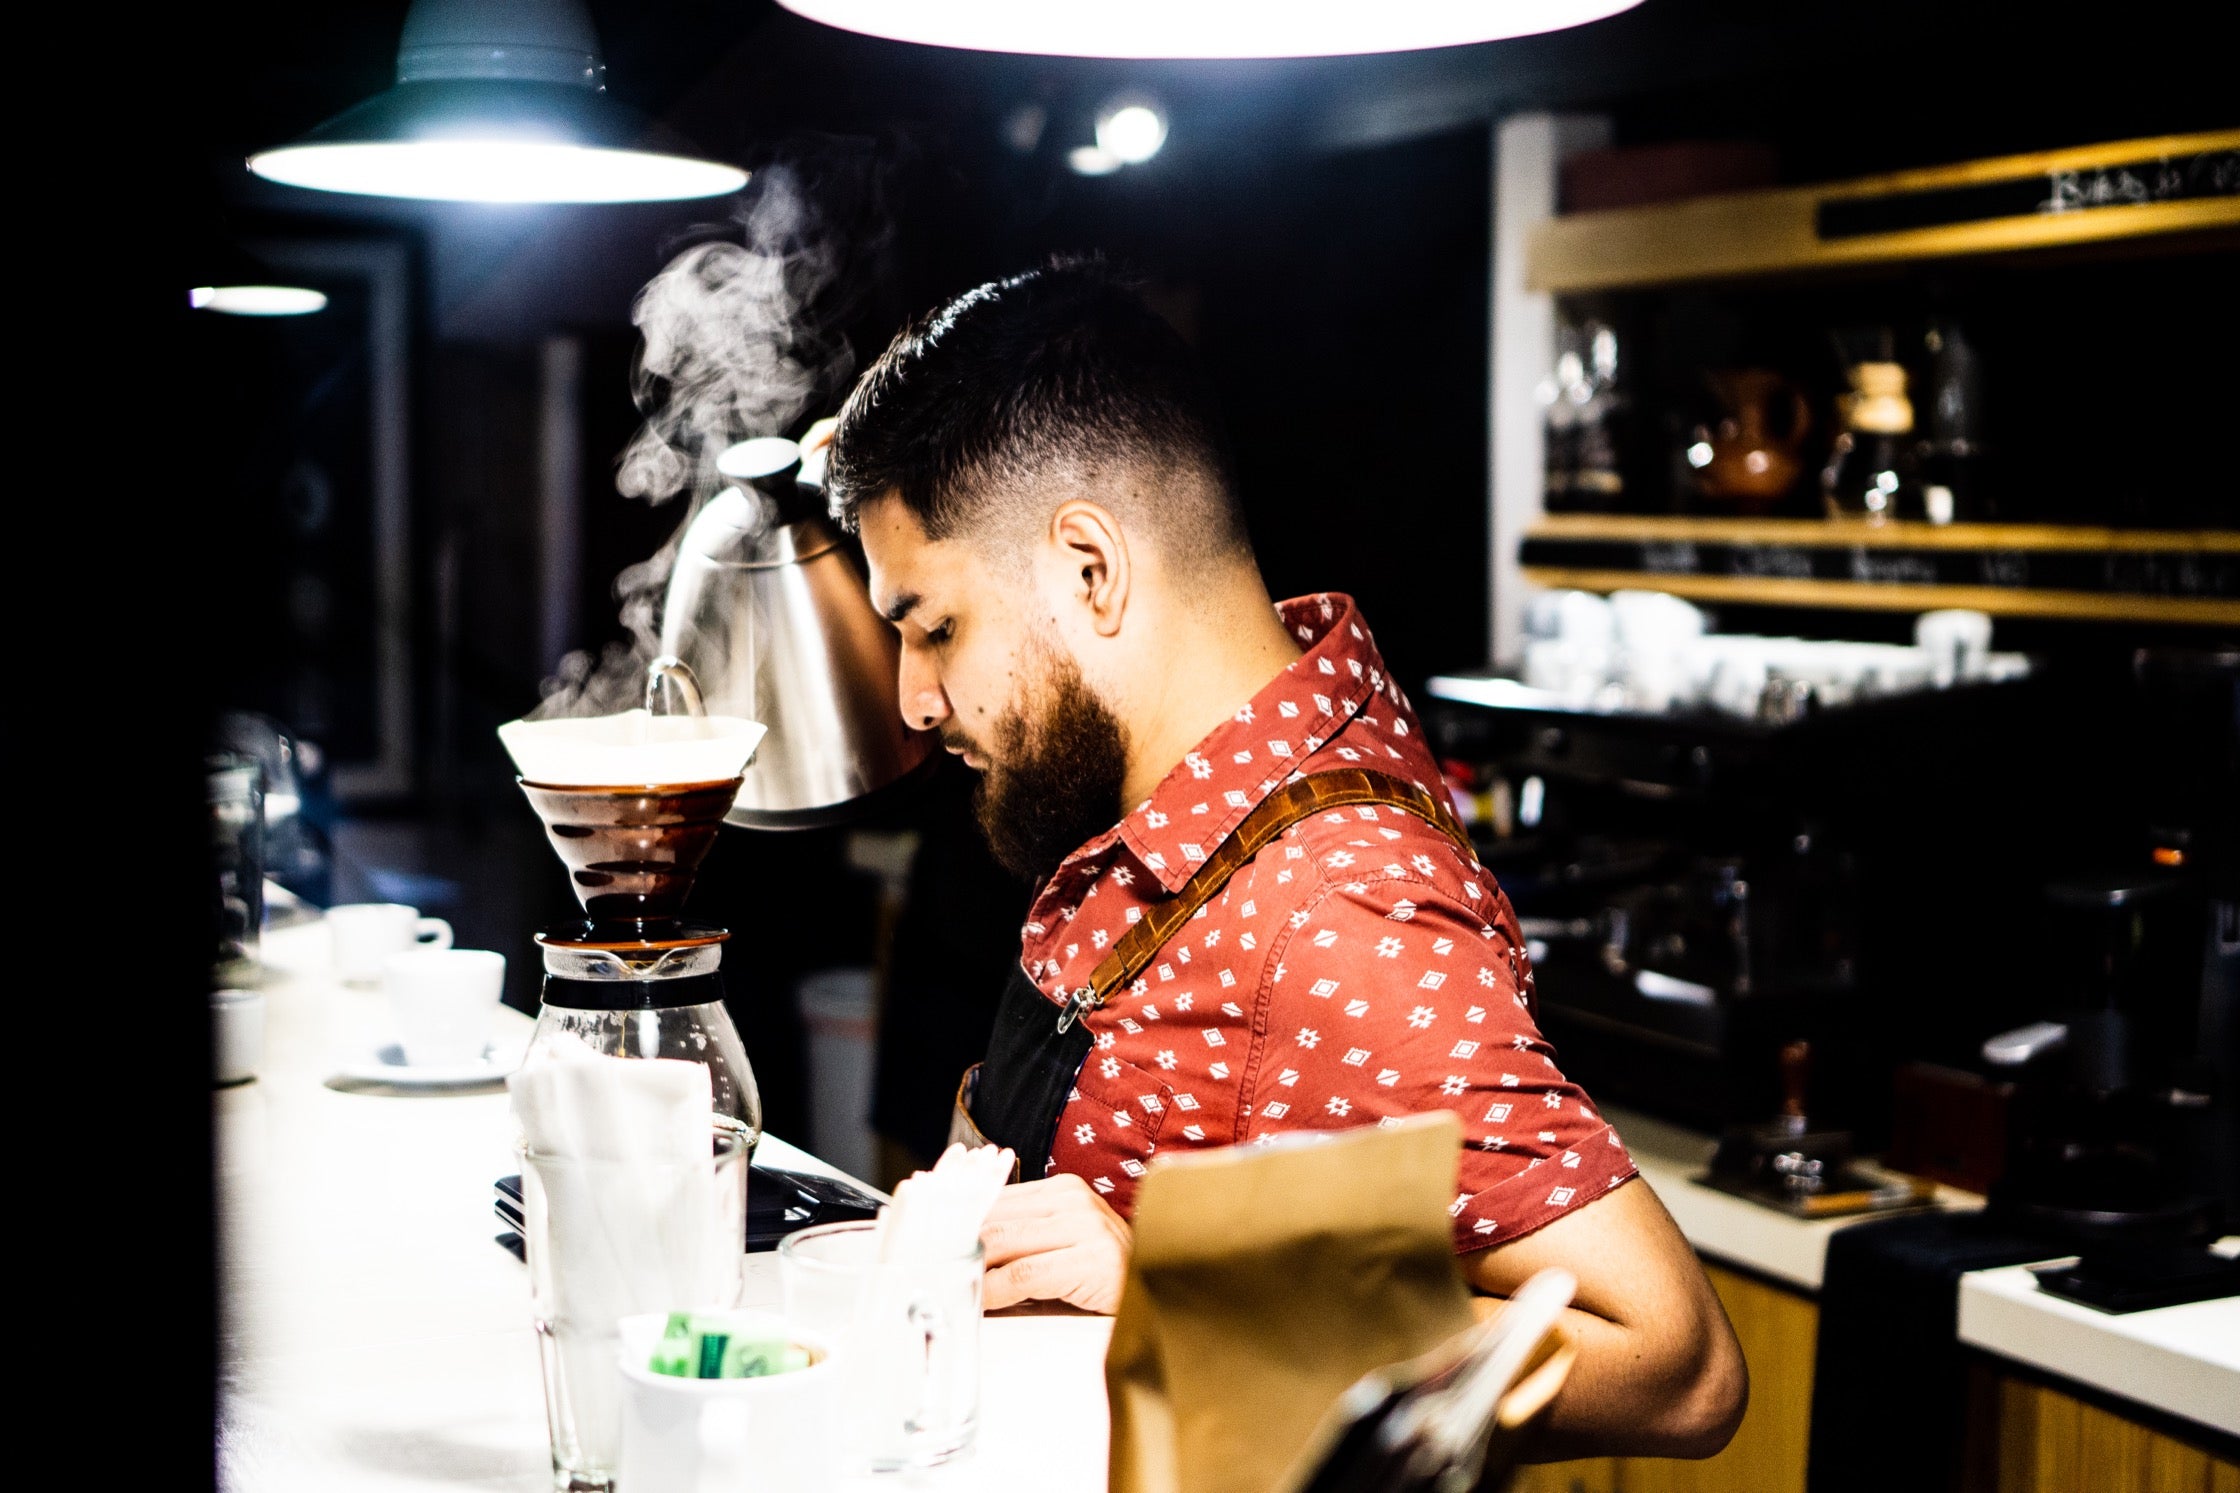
[1048,500,1130,639]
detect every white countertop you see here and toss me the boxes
[218,918,2235,1479]
[1604,1105,1981,1293]
[1609,1104,2240,1439]
[218,921,1109,1492]
[1959,1262,2240,1439]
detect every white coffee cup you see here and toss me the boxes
[212,987,266,1086]
[1915,608,1994,689]
[616,1313,839,1493]
[383,947,504,1067]
[329,903,453,985]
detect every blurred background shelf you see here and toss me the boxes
[1516,568,2240,626]
[1521,514,2240,625]
[1529,130,2240,293]
[1527,515,2240,553]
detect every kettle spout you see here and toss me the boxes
[645,656,707,717]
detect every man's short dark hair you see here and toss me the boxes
[827,258,1247,562]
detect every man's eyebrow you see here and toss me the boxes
[879,590,922,626]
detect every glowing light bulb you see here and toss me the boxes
[1068,145,1124,177]
[1095,100,1167,164]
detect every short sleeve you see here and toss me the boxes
[1245,876,1636,1251]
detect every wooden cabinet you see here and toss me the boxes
[1965,1366,2240,1493]
[1510,1457,1623,1493]
[1513,1263,1818,1493]
[1509,1260,2240,1493]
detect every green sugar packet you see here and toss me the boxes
[647,1313,811,1379]
[719,1339,810,1378]
[648,1312,701,1377]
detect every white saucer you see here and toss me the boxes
[335,1038,525,1089]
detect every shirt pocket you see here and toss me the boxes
[1049,1049,1175,1216]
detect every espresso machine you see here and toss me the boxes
[1978,647,2240,1249]
[1423,666,2069,1141]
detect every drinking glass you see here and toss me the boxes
[206,756,264,987]
[778,1219,984,1471]
[521,1122,750,1492]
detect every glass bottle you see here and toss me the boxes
[1918,319,1987,523]
[1823,361,1921,523]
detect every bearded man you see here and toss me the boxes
[825,260,1745,1457]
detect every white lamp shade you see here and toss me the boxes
[249,0,744,204]
[249,80,746,203]
[774,0,1646,58]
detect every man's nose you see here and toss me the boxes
[897,646,951,734]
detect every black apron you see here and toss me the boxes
[953,769,1474,1181]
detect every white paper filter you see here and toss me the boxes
[499,708,765,786]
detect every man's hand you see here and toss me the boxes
[979,1173,1133,1314]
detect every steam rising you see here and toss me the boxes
[534,159,868,721]
[615,168,852,505]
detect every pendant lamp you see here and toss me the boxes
[772,0,1645,58]
[250,0,746,203]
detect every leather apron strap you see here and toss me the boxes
[957,769,1471,1180]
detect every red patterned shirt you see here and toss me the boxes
[1017,594,1635,1251]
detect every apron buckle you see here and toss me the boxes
[1054,987,1096,1034]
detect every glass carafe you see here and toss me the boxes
[523,939,763,1149]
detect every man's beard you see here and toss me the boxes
[954,640,1130,882]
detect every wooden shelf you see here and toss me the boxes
[1521,516,2240,626]
[1519,568,2240,626]
[1529,515,2240,554]
[1528,131,2240,294]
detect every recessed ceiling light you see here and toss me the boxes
[189,286,331,316]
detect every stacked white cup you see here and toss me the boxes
[328,902,453,984]
[384,948,506,1067]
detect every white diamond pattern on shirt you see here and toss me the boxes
[1032,594,1635,1236]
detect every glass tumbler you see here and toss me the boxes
[206,756,264,987]
[521,1122,750,1492]
[778,1219,984,1472]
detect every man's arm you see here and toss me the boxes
[1463,1174,1746,1460]
[980,1168,1746,1459]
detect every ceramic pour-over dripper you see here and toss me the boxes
[500,660,767,929]
[519,777,740,924]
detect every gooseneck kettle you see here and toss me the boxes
[659,433,932,828]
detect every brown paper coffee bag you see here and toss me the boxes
[1105,1112,1478,1493]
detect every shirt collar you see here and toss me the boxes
[1098,592,1389,893]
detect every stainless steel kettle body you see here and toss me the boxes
[660,479,932,828]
